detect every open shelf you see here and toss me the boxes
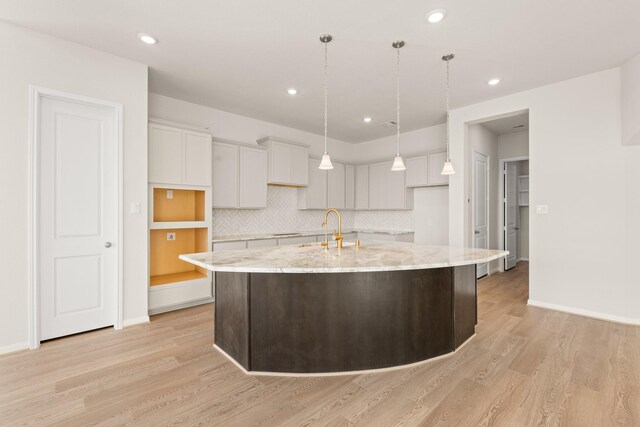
[150,271,208,286]
[153,188,206,222]
[150,227,209,287]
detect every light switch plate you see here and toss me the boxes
[536,205,548,215]
[167,232,176,241]
[129,202,140,214]
[166,190,173,199]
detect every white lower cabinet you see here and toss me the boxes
[345,165,355,209]
[247,239,277,248]
[277,236,317,246]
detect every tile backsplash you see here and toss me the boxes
[212,186,412,236]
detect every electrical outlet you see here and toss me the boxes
[167,232,176,241]
[129,202,140,214]
[536,205,548,215]
[166,190,173,199]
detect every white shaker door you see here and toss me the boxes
[39,95,118,340]
[473,152,489,278]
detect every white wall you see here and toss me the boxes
[149,93,353,161]
[449,67,640,324]
[0,22,149,352]
[622,53,640,146]
[498,131,529,159]
[469,124,500,273]
[353,125,446,163]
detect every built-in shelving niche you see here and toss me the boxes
[149,187,210,288]
[149,227,209,286]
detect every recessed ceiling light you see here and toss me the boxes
[488,78,501,86]
[363,117,372,123]
[137,33,158,45]
[426,9,446,24]
[287,88,298,95]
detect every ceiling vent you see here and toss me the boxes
[381,120,397,127]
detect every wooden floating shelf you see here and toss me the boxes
[150,271,208,287]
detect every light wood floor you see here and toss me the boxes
[2,262,639,426]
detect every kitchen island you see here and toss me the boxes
[180,241,507,375]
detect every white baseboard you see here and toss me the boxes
[122,316,150,327]
[0,342,29,355]
[517,257,529,262]
[527,299,640,326]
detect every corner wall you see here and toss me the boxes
[0,22,149,352]
[449,67,640,323]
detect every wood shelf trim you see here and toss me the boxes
[150,271,208,286]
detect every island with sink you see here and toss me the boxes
[180,210,507,376]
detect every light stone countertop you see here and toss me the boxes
[211,228,414,243]
[180,241,508,274]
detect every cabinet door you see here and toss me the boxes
[405,156,428,187]
[183,130,212,186]
[239,147,267,208]
[428,152,449,186]
[387,168,406,209]
[149,124,182,184]
[212,142,238,208]
[290,145,309,186]
[368,162,388,210]
[355,165,369,210]
[269,142,291,184]
[327,162,346,209]
[305,158,327,209]
[345,164,355,209]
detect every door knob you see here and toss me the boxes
[474,230,480,235]
[515,227,520,231]
[105,242,112,248]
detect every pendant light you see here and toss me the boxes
[318,34,334,170]
[391,40,406,171]
[441,53,456,175]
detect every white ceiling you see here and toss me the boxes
[481,113,529,135]
[2,0,639,142]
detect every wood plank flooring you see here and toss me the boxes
[1,262,639,426]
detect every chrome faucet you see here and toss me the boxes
[321,208,343,249]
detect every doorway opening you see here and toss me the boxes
[468,111,529,279]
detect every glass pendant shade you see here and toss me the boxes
[319,153,334,170]
[441,160,455,175]
[391,155,406,171]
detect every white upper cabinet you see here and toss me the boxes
[212,141,239,208]
[182,131,212,186]
[149,123,211,187]
[212,139,267,209]
[257,137,309,186]
[149,124,183,185]
[239,146,267,208]
[355,164,369,210]
[367,160,413,210]
[327,162,346,209]
[298,158,327,209]
[405,151,449,187]
[405,156,429,187]
[427,152,449,186]
[345,164,355,210]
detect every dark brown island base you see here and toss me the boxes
[180,241,507,376]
